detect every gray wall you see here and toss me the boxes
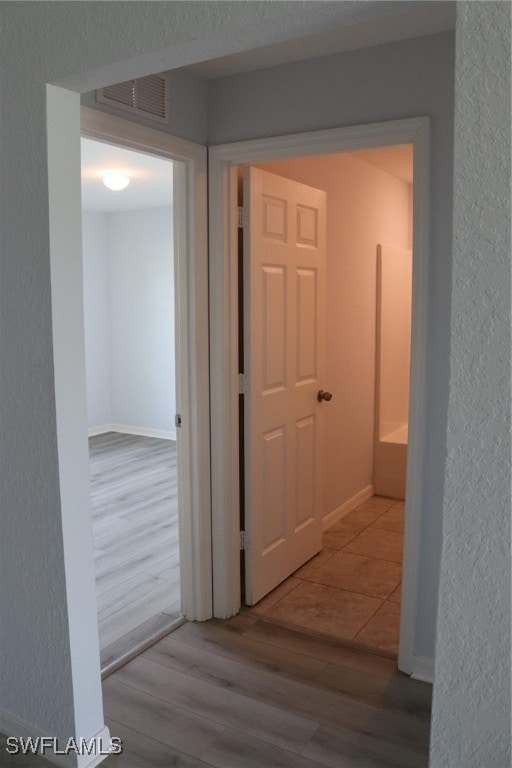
[208,31,455,662]
[430,3,511,766]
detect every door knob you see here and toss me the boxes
[317,390,333,402]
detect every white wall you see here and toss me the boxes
[108,208,175,435]
[377,244,412,435]
[257,153,409,521]
[82,208,175,436]
[82,212,111,427]
[209,30,455,666]
[430,3,511,766]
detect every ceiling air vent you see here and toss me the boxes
[96,73,170,124]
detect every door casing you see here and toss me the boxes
[208,117,430,676]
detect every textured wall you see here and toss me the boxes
[430,3,511,767]
[209,32,455,662]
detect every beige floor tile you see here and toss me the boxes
[370,504,404,533]
[293,547,337,578]
[372,495,398,506]
[342,502,392,527]
[249,576,301,614]
[323,522,364,550]
[307,550,402,599]
[263,580,383,642]
[354,601,400,655]
[344,528,404,563]
[388,583,401,603]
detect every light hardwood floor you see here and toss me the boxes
[89,433,181,662]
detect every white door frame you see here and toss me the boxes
[209,116,430,675]
[80,107,212,621]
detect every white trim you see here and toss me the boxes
[80,107,212,621]
[322,485,374,531]
[411,656,435,685]
[87,425,112,438]
[0,710,111,768]
[87,424,177,441]
[209,117,430,674]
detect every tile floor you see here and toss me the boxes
[245,495,404,657]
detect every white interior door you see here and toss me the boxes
[244,166,328,604]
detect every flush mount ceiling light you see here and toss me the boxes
[102,172,130,191]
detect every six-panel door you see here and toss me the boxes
[244,166,327,604]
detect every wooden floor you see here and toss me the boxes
[100,614,431,767]
[1,439,431,767]
[0,616,432,767]
[89,433,181,659]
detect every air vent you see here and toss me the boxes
[96,73,170,124]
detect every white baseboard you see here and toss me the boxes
[323,485,374,530]
[0,709,111,768]
[87,424,111,437]
[411,655,434,684]
[88,423,176,441]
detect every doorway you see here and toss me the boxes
[76,106,212,650]
[209,117,429,677]
[238,149,413,659]
[80,137,183,667]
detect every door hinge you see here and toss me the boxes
[175,414,182,428]
[238,373,247,395]
[239,530,248,550]
[237,206,246,228]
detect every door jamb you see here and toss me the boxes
[80,107,212,621]
[208,117,430,675]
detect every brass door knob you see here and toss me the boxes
[317,390,333,402]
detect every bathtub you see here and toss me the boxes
[374,421,408,500]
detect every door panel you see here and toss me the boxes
[244,166,327,604]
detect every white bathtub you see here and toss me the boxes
[374,421,408,500]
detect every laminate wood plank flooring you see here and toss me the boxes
[104,617,431,768]
[245,496,405,656]
[0,616,431,768]
[89,433,181,657]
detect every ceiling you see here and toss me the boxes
[180,1,455,80]
[81,139,173,212]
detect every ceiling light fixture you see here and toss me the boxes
[102,172,130,191]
